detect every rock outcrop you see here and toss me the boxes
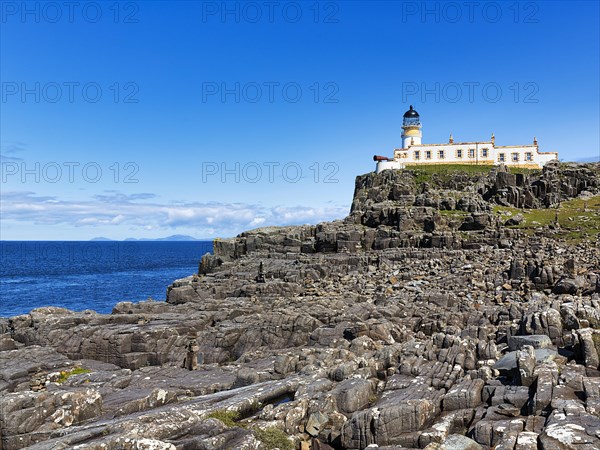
[1,162,599,450]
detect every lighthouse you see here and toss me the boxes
[401,105,422,148]
[373,105,558,173]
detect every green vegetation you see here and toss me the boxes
[206,410,241,427]
[406,164,541,185]
[494,196,600,242]
[56,367,91,383]
[406,163,494,174]
[406,164,493,185]
[253,427,294,450]
[205,412,293,449]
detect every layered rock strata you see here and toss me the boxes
[1,162,599,450]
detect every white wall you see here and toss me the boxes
[375,160,404,173]
[393,143,557,168]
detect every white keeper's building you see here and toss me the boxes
[374,106,558,173]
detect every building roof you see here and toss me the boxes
[403,105,419,118]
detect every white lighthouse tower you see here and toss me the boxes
[401,105,422,148]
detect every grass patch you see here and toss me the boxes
[405,164,541,185]
[406,164,493,184]
[405,163,494,174]
[205,409,294,449]
[253,427,293,450]
[56,367,91,383]
[206,410,241,427]
[494,196,600,242]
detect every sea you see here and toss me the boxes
[0,241,213,318]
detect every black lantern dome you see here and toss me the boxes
[402,105,421,127]
[403,105,419,118]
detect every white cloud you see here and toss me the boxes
[0,141,27,162]
[249,217,266,226]
[0,191,348,238]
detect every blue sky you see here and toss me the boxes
[1,0,599,240]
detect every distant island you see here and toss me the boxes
[90,235,201,242]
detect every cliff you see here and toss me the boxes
[1,162,599,450]
[200,161,599,268]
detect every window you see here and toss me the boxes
[426,150,432,159]
[499,153,505,162]
[438,150,445,159]
[512,152,519,162]
[468,149,475,158]
[481,148,489,158]
[414,151,420,160]
[456,149,463,158]
[525,152,533,161]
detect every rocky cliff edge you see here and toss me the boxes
[1,162,599,450]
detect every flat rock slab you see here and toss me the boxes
[493,348,557,372]
[508,334,553,351]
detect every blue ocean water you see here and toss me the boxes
[0,241,212,318]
